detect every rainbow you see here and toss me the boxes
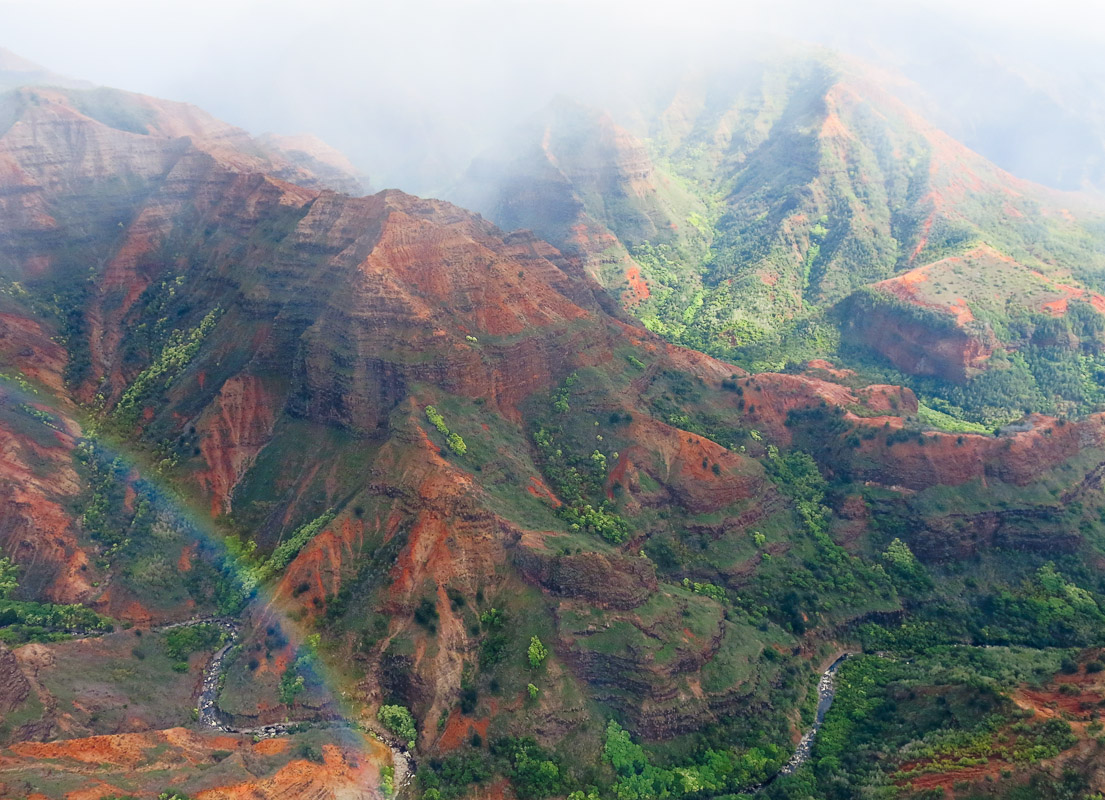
[0,372,411,788]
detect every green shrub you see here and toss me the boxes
[379,704,418,748]
[527,636,549,668]
[165,623,224,661]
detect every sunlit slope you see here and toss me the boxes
[456,51,1105,377]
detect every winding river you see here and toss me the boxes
[751,652,852,792]
[184,619,849,795]
[180,617,415,790]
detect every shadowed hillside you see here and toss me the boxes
[3,51,1105,800]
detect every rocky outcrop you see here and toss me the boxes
[0,642,30,717]
[615,418,770,514]
[513,547,657,609]
[849,414,1105,492]
[842,295,995,382]
[905,508,1083,562]
[741,366,1105,496]
[0,406,95,604]
[0,312,67,393]
[857,384,919,415]
[736,372,859,443]
[196,375,277,515]
[282,195,606,430]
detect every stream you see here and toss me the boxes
[183,618,849,795]
[178,617,415,790]
[190,622,847,795]
[751,652,852,792]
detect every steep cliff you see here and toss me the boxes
[453,52,1105,389]
[0,81,816,768]
[5,67,1105,800]
[453,97,707,304]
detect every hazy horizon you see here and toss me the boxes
[4,0,1105,195]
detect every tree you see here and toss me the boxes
[527,636,549,668]
[279,663,305,705]
[378,704,418,749]
[0,557,18,600]
[447,432,467,455]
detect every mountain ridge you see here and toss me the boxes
[3,49,1105,800]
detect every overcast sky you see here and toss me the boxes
[4,0,1105,193]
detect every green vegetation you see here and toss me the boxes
[0,598,114,644]
[859,561,1105,653]
[590,61,1105,436]
[226,510,335,598]
[882,538,932,594]
[70,434,233,615]
[528,373,637,544]
[417,736,569,800]
[379,703,418,749]
[491,736,565,799]
[916,401,991,434]
[76,441,141,556]
[532,421,631,543]
[527,635,549,668]
[681,577,727,603]
[425,405,468,455]
[603,720,785,797]
[0,541,114,644]
[255,510,335,583]
[114,307,220,426]
[164,624,225,662]
[558,501,630,544]
[766,651,1088,799]
[0,556,18,599]
[279,659,306,705]
[751,447,897,632]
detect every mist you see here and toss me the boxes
[3,0,1105,195]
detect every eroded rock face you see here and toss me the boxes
[614,417,770,514]
[842,299,995,382]
[281,194,607,431]
[0,727,390,800]
[196,375,277,515]
[736,372,859,443]
[0,84,627,498]
[0,313,67,393]
[906,509,1083,562]
[0,85,710,751]
[9,71,1105,785]
[513,547,658,609]
[850,415,1105,492]
[0,406,95,605]
[0,643,30,717]
[0,100,622,434]
[857,384,919,415]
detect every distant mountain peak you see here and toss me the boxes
[0,47,45,72]
[0,46,93,90]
